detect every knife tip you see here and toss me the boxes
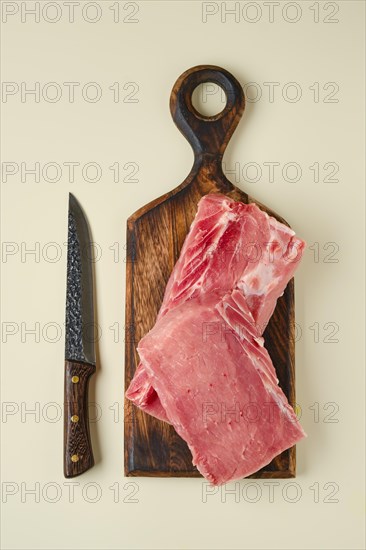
[68,192,80,210]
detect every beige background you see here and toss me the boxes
[1,1,365,549]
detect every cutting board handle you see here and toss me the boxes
[170,65,245,162]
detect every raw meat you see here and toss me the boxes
[126,194,304,422]
[126,194,306,484]
[138,291,305,485]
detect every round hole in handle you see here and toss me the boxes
[170,65,245,157]
[191,82,227,119]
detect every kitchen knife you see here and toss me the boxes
[64,193,96,478]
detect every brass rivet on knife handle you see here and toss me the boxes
[64,360,96,478]
[170,65,245,162]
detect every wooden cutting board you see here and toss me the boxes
[125,65,296,478]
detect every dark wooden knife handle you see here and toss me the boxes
[170,65,245,160]
[64,360,96,478]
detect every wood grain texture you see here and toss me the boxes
[64,360,95,478]
[125,65,296,479]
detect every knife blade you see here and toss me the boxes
[64,193,96,478]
